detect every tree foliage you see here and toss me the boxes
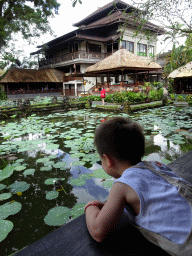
[163,41,192,77]
[130,0,192,46]
[0,0,60,49]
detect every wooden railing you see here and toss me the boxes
[39,50,111,68]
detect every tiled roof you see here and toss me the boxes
[80,10,164,35]
[73,0,134,27]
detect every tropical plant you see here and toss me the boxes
[170,94,176,100]
[177,95,184,101]
[0,0,60,49]
[0,86,7,100]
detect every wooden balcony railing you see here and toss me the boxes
[39,50,111,68]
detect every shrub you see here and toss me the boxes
[185,95,192,102]
[170,94,176,100]
[0,87,7,100]
[157,88,164,100]
[177,95,184,101]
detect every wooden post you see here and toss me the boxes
[63,83,65,97]
[136,71,138,86]
[75,81,77,97]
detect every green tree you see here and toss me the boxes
[0,0,60,49]
[0,50,38,70]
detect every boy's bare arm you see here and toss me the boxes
[85,182,132,242]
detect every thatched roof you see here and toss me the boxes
[85,48,162,74]
[0,68,65,83]
[168,61,192,79]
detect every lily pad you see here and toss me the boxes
[0,165,15,182]
[78,174,92,180]
[23,169,35,175]
[102,180,114,189]
[72,161,86,166]
[46,144,59,150]
[92,168,111,179]
[53,162,67,169]
[0,193,12,201]
[36,158,50,163]
[44,178,65,185]
[46,191,59,200]
[14,165,26,171]
[0,184,6,191]
[0,220,14,242]
[9,181,30,194]
[0,201,22,220]
[40,166,52,171]
[71,203,85,219]
[44,206,71,226]
[69,178,86,186]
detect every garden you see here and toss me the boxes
[1,101,192,255]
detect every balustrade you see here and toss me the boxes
[39,50,110,68]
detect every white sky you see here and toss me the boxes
[12,0,186,59]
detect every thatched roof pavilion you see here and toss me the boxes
[1,68,65,83]
[84,48,162,88]
[168,61,192,94]
[1,68,65,95]
[168,61,192,79]
[85,48,161,74]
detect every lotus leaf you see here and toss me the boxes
[53,162,67,169]
[44,206,71,226]
[0,165,14,182]
[173,140,185,144]
[40,166,52,171]
[9,181,30,193]
[48,155,58,160]
[72,161,86,166]
[71,203,85,219]
[92,169,111,179]
[15,159,24,163]
[0,220,14,242]
[0,184,6,190]
[23,169,35,175]
[0,193,12,201]
[69,178,86,186]
[70,153,85,158]
[0,201,22,220]
[46,191,59,200]
[78,174,92,180]
[43,161,54,166]
[102,180,114,189]
[44,178,65,185]
[14,165,26,171]
[46,144,59,150]
[36,158,50,163]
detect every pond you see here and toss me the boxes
[1,106,192,256]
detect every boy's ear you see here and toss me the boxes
[103,154,115,167]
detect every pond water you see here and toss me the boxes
[1,106,192,255]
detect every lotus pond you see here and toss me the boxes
[1,106,192,255]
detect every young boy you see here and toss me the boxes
[84,117,192,255]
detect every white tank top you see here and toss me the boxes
[114,161,192,244]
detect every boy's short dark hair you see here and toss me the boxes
[94,117,145,165]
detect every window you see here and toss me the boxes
[149,45,154,57]
[122,41,134,53]
[88,44,101,53]
[137,43,147,56]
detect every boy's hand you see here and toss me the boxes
[84,200,105,211]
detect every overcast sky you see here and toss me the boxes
[14,0,185,59]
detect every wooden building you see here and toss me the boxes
[0,68,67,96]
[31,0,165,93]
[168,61,192,94]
